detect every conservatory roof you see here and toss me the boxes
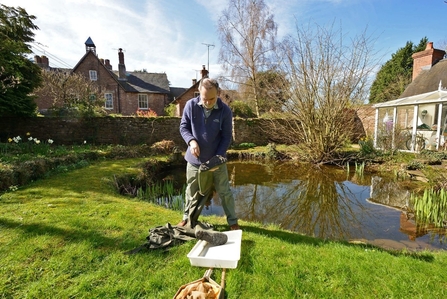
[373,86,447,108]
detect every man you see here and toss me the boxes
[178,78,239,230]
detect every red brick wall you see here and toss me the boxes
[356,105,376,137]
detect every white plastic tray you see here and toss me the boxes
[187,230,242,269]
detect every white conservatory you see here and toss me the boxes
[373,82,447,152]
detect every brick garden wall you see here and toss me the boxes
[0,117,270,149]
[0,114,367,148]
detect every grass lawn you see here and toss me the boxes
[1,157,447,298]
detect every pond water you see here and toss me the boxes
[169,161,447,251]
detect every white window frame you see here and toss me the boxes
[138,94,149,110]
[105,93,113,109]
[89,70,97,81]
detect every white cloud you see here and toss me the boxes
[3,0,220,87]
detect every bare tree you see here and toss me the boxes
[217,0,278,117]
[268,22,377,164]
[35,69,106,117]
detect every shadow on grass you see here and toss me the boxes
[0,216,436,263]
[0,217,142,252]
[222,225,436,263]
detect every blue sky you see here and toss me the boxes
[3,0,447,88]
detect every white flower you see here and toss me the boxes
[28,137,33,141]
[48,139,54,144]
[34,138,40,144]
[84,140,87,144]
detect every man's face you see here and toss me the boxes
[199,86,218,109]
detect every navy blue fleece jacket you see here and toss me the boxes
[180,96,233,167]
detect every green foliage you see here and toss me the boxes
[0,4,42,116]
[406,160,424,170]
[136,180,184,212]
[234,142,257,149]
[355,161,365,176]
[369,37,428,104]
[411,188,447,228]
[358,136,375,156]
[420,149,447,163]
[164,103,177,116]
[230,100,256,118]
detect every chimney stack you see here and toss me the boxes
[200,65,209,78]
[41,56,49,68]
[34,55,49,69]
[105,59,112,70]
[411,42,446,81]
[192,78,197,85]
[34,55,41,65]
[118,48,127,80]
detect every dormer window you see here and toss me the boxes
[89,70,97,81]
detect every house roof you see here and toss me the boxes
[373,88,447,108]
[72,50,170,94]
[115,71,170,94]
[399,58,447,98]
[374,57,447,108]
[170,87,188,99]
[171,80,200,104]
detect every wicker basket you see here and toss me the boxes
[173,269,223,299]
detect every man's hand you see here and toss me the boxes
[189,140,200,158]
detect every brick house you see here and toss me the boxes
[35,37,172,116]
[373,42,447,151]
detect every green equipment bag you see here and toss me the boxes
[124,223,194,254]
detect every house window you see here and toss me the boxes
[105,93,113,109]
[89,70,97,81]
[138,94,149,109]
[194,91,200,98]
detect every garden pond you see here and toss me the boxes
[162,161,447,251]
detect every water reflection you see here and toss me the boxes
[199,162,447,251]
[228,163,375,239]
